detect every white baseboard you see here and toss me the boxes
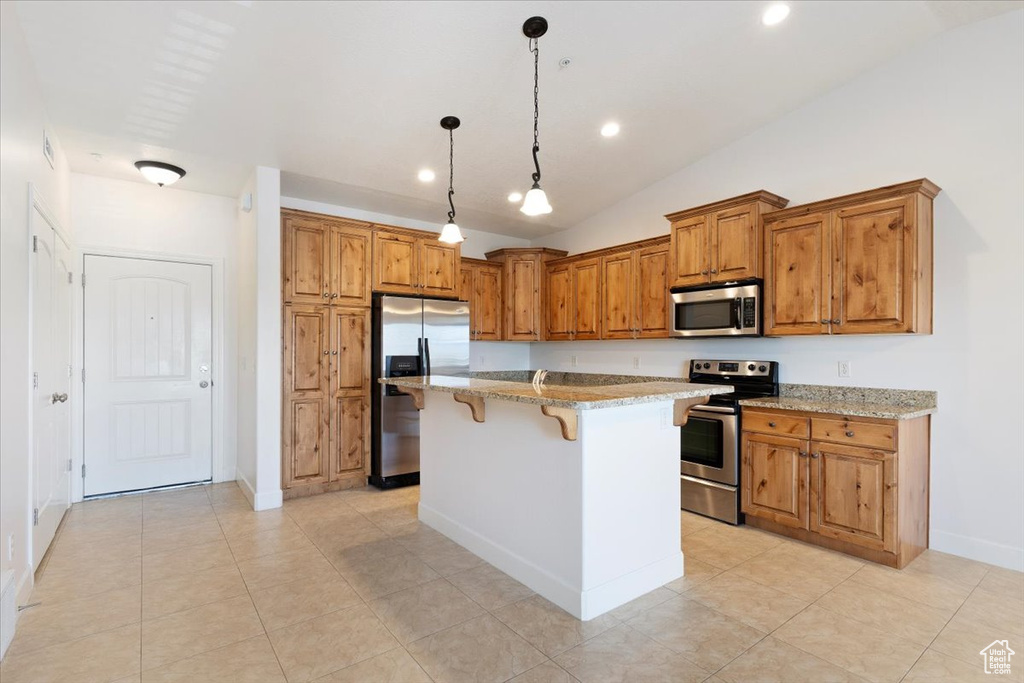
[419,503,681,621]
[931,529,1024,572]
[233,469,282,512]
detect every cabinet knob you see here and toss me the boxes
[798,451,808,458]
[832,319,841,325]
[323,292,330,298]
[331,293,338,299]
[710,269,718,274]
[332,350,338,355]
[323,350,329,355]
[811,452,821,459]
[845,430,855,437]
[768,421,776,428]
[821,319,830,325]
[701,270,708,275]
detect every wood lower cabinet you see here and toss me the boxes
[601,238,671,340]
[283,212,371,306]
[741,407,930,568]
[545,256,601,341]
[485,248,568,341]
[764,179,938,336]
[666,191,788,288]
[461,258,503,341]
[372,227,460,298]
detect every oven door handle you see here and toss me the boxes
[689,404,737,415]
[681,474,737,492]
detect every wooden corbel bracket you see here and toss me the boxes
[541,405,578,441]
[673,396,710,426]
[396,386,424,410]
[453,393,485,422]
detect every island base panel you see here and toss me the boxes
[418,393,683,620]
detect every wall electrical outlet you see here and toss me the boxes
[838,360,851,378]
[633,356,641,370]
[571,355,578,368]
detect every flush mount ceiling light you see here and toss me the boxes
[600,122,620,137]
[418,168,436,182]
[507,192,523,203]
[134,160,185,187]
[520,16,553,217]
[438,116,465,244]
[761,3,790,26]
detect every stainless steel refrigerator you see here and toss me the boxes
[371,295,470,488]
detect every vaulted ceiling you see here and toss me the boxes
[15,0,1022,238]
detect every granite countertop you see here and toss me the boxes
[379,375,731,410]
[739,383,937,420]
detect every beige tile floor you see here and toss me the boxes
[2,482,1021,683]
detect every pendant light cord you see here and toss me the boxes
[530,36,541,185]
[447,127,456,223]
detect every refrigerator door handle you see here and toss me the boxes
[417,337,424,375]
[424,337,431,375]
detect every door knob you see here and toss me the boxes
[199,380,209,389]
[51,392,68,403]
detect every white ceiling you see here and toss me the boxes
[15,1,1022,239]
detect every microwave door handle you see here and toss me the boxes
[734,298,743,330]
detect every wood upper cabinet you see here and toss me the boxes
[741,432,809,530]
[601,250,636,340]
[283,212,371,306]
[636,242,671,338]
[809,441,896,553]
[545,261,573,341]
[283,305,330,487]
[329,308,370,479]
[666,191,788,288]
[461,259,503,341]
[372,227,460,297]
[601,239,671,340]
[485,248,568,341]
[741,407,930,568]
[763,180,938,336]
[545,257,602,341]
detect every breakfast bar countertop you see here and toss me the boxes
[378,375,731,410]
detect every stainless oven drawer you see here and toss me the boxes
[681,475,740,525]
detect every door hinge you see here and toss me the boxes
[32,508,38,526]
[67,458,72,472]
[32,236,38,253]
[32,372,38,389]
[68,364,73,378]
[81,464,86,478]
[81,274,86,288]
[67,271,73,284]
[81,368,86,383]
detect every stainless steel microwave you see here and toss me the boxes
[670,279,762,338]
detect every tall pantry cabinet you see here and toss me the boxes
[281,210,372,497]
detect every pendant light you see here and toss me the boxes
[520,16,552,216]
[438,116,465,244]
[134,160,186,187]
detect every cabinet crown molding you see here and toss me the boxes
[484,247,569,260]
[664,190,789,223]
[545,235,670,266]
[762,178,941,223]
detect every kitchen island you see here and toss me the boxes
[378,373,730,620]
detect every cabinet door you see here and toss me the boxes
[373,231,419,294]
[545,262,574,341]
[459,264,474,303]
[764,213,831,336]
[474,264,503,341]
[602,251,635,339]
[741,433,809,529]
[421,240,460,298]
[636,243,670,338]
[831,197,916,334]
[711,203,759,282]
[283,216,330,304]
[809,441,896,552]
[506,255,541,341]
[329,223,371,306]
[282,305,330,487]
[329,308,370,479]
[573,258,602,340]
[670,215,710,287]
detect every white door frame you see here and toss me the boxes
[27,184,74,569]
[74,246,228,502]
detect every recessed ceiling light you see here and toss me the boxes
[418,169,436,182]
[507,192,523,203]
[600,122,620,137]
[761,3,790,26]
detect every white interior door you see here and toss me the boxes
[31,211,72,569]
[84,255,213,496]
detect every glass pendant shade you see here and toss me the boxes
[438,222,465,244]
[520,186,552,216]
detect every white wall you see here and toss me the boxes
[281,196,532,372]
[0,3,72,610]
[531,11,1024,570]
[235,172,258,503]
[71,174,239,486]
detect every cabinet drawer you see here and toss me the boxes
[743,411,809,438]
[812,417,896,450]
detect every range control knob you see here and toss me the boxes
[747,364,756,371]
[759,365,767,372]
[703,362,711,369]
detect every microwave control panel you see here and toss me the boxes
[742,297,757,328]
